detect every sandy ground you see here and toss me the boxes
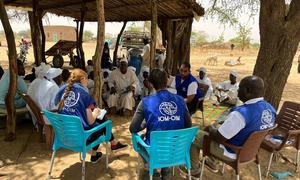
[0,42,300,180]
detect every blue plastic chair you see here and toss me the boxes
[132,126,199,180]
[43,110,112,180]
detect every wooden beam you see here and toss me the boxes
[113,21,127,65]
[0,0,17,141]
[78,5,86,69]
[93,0,105,107]
[150,0,157,69]
[42,0,95,10]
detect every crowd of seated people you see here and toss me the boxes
[1,47,280,180]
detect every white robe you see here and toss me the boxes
[215,80,239,105]
[108,69,137,110]
[196,76,213,99]
[27,78,59,125]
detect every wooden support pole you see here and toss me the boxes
[93,0,105,107]
[38,10,46,63]
[0,0,17,141]
[29,0,42,66]
[78,7,86,70]
[113,21,127,66]
[150,0,157,69]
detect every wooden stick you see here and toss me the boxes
[150,0,157,69]
[93,0,105,107]
[0,0,17,141]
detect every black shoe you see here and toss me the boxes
[111,142,128,152]
[90,152,103,164]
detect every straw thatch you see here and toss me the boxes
[4,0,204,22]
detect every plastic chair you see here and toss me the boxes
[132,126,199,180]
[262,101,300,176]
[200,126,276,180]
[193,83,209,126]
[43,110,112,180]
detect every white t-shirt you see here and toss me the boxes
[196,76,213,92]
[170,78,198,96]
[217,97,264,159]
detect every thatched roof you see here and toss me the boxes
[4,0,204,22]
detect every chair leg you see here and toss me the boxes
[296,150,300,172]
[265,152,274,177]
[106,142,109,170]
[221,163,225,175]
[202,111,205,126]
[236,174,240,180]
[137,155,141,178]
[257,163,262,180]
[82,156,86,180]
[79,152,83,162]
[172,166,175,176]
[47,150,56,180]
[149,175,153,180]
[200,157,206,180]
[188,168,192,180]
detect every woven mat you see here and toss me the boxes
[192,101,229,127]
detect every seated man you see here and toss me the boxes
[138,66,155,97]
[24,67,36,83]
[102,69,111,108]
[215,71,239,105]
[196,67,213,100]
[171,62,205,114]
[27,65,62,126]
[130,68,192,179]
[0,60,27,108]
[108,59,137,116]
[180,75,276,178]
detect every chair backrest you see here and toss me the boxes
[19,92,45,125]
[276,101,300,132]
[149,126,199,169]
[238,127,274,163]
[43,110,85,148]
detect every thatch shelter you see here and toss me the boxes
[1,0,204,141]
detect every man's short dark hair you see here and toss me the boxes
[149,68,168,90]
[181,62,191,70]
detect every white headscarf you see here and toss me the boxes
[230,70,238,78]
[46,68,62,80]
[35,63,51,79]
[138,66,150,83]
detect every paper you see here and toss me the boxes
[96,109,107,120]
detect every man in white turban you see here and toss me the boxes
[196,67,213,99]
[28,66,62,126]
[108,58,137,116]
[138,66,155,97]
[215,70,239,106]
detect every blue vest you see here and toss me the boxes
[55,83,96,129]
[175,74,204,100]
[227,100,276,151]
[142,89,186,144]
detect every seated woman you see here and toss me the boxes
[55,69,127,163]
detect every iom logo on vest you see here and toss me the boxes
[63,91,80,112]
[158,101,180,122]
[260,109,274,130]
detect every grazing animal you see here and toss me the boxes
[204,56,218,66]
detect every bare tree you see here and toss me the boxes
[201,0,300,109]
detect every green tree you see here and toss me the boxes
[203,0,300,109]
[191,31,208,45]
[229,24,251,51]
[83,30,94,41]
[126,23,143,32]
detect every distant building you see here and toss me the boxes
[44,26,76,42]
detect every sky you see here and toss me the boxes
[0,3,261,43]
